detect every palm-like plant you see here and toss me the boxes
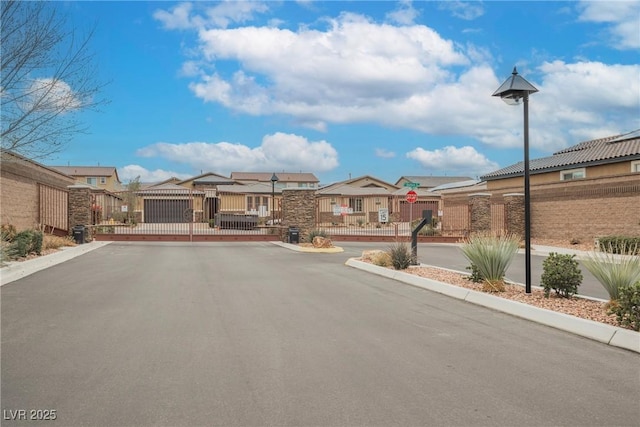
[460,233,520,292]
[582,244,640,301]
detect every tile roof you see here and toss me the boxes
[50,166,119,180]
[317,183,393,196]
[481,130,640,180]
[395,176,473,188]
[230,172,319,183]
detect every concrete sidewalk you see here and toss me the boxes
[0,241,111,286]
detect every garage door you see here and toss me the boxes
[144,199,190,223]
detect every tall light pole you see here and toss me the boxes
[493,67,538,294]
[270,173,279,225]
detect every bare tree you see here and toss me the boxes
[1,0,108,159]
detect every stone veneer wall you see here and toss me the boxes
[468,193,491,233]
[504,193,525,239]
[281,188,317,242]
[68,185,92,242]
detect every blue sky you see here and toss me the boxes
[48,0,640,185]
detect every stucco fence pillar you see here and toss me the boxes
[281,188,317,243]
[68,185,92,242]
[504,193,525,240]
[468,193,491,234]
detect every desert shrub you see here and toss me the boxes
[541,253,583,298]
[465,263,484,283]
[608,282,640,331]
[583,246,640,301]
[371,251,392,267]
[9,230,44,258]
[597,236,640,255]
[1,224,17,241]
[388,241,413,270]
[460,233,520,292]
[306,229,328,243]
[43,234,76,250]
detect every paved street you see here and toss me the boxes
[2,242,639,426]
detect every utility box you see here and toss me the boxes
[288,227,300,244]
[73,225,86,244]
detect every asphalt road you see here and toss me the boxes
[2,242,638,426]
[335,242,611,300]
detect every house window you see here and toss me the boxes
[100,177,107,184]
[247,196,254,211]
[330,197,336,205]
[86,177,97,185]
[349,197,363,213]
[632,161,640,173]
[560,168,585,181]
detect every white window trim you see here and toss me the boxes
[560,168,586,181]
[631,160,640,173]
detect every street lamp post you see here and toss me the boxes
[493,67,538,294]
[270,173,279,226]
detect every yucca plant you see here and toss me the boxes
[582,244,640,302]
[387,241,414,270]
[460,233,520,292]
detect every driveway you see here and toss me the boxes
[2,242,638,426]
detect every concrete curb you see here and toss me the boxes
[0,241,112,286]
[345,258,640,354]
[271,241,344,253]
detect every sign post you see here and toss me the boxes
[406,190,417,231]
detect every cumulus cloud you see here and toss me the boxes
[154,3,640,153]
[406,146,499,176]
[154,1,269,30]
[119,165,192,183]
[577,0,640,49]
[135,132,339,175]
[24,78,82,113]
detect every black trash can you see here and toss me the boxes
[288,227,300,244]
[73,225,86,244]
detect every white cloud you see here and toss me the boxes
[119,165,192,183]
[386,0,420,25]
[25,78,82,113]
[156,4,640,154]
[406,145,499,176]
[375,148,396,158]
[135,132,339,175]
[438,1,485,21]
[577,0,640,49]
[154,1,269,30]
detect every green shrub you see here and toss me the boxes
[7,230,44,258]
[306,229,328,243]
[460,233,520,292]
[583,247,640,301]
[388,241,413,270]
[208,219,216,228]
[608,282,640,331]
[598,236,640,255]
[541,253,583,298]
[465,263,484,283]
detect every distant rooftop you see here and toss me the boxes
[481,130,640,180]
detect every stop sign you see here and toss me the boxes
[406,190,417,203]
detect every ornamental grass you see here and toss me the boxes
[460,233,520,292]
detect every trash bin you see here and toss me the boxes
[288,227,300,244]
[73,225,86,244]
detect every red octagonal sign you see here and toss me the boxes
[406,190,417,203]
